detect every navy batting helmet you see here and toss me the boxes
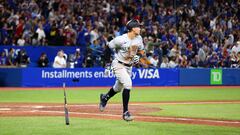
[126,19,141,31]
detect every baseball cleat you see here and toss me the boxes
[122,111,134,121]
[99,94,107,112]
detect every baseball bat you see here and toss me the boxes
[63,82,70,125]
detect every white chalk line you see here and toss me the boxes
[1,101,240,108]
[1,109,240,125]
[0,108,11,111]
[1,102,240,126]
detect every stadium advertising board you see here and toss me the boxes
[22,68,179,87]
[1,68,239,87]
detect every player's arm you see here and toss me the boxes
[132,37,145,64]
[137,50,145,57]
[137,36,145,56]
[108,36,122,50]
[104,36,122,75]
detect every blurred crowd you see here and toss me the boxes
[0,0,240,68]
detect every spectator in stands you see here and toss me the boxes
[53,50,66,68]
[0,0,239,68]
[68,48,84,68]
[208,52,220,68]
[148,51,159,68]
[179,55,189,68]
[68,53,75,68]
[237,52,240,67]
[94,56,103,67]
[185,44,195,61]
[22,22,33,45]
[221,55,231,68]
[36,24,46,45]
[6,48,15,66]
[169,56,178,68]
[15,17,24,39]
[0,23,10,45]
[90,26,99,44]
[15,49,30,67]
[154,44,163,67]
[190,55,200,68]
[0,51,7,65]
[63,25,75,46]
[230,51,239,68]
[74,48,84,68]
[38,52,49,67]
[55,28,65,45]
[31,32,38,46]
[103,43,112,67]
[76,26,91,56]
[198,47,207,64]
[89,39,103,60]
[85,52,94,68]
[232,41,240,54]
[160,56,169,68]
[17,35,25,46]
[48,24,58,46]
[169,44,179,58]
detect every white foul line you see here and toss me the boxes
[1,109,238,125]
[0,108,11,111]
[2,101,239,109]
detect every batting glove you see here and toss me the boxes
[104,63,112,77]
[132,55,140,64]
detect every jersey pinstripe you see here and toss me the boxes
[108,33,144,64]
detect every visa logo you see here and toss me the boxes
[138,69,160,79]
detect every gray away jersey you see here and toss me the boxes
[108,33,144,64]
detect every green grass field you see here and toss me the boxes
[0,117,240,135]
[0,87,240,135]
[0,87,240,103]
[146,104,240,120]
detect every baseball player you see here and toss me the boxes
[99,19,144,121]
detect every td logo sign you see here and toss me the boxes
[210,69,222,85]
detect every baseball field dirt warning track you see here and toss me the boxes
[0,101,240,127]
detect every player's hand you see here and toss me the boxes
[132,55,140,64]
[104,63,112,77]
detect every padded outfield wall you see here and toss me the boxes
[0,45,239,87]
[0,68,239,87]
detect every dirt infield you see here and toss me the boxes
[0,101,240,127]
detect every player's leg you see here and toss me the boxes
[99,60,124,111]
[99,80,123,112]
[110,64,133,121]
[122,66,133,121]
[122,88,130,113]
[99,88,116,112]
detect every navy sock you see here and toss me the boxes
[104,87,117,101]
[122,88,130,113]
